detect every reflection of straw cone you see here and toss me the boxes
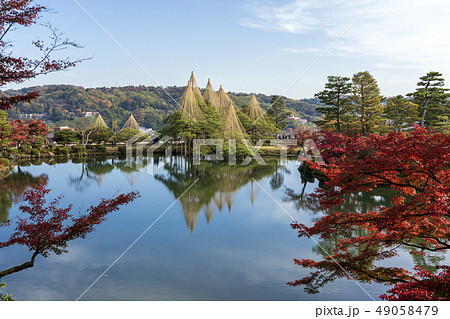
[180,194,202,233]
[124,171,138,187]
[214,192,225,212]
[225,190,238,212]
[96,175,105,187]
[247,179,260,206]
[204,201,216,224]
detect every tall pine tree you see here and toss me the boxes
[314,76,352,132]
[407,71,450,127]
[350,71,384,136]
[267,95,289,130]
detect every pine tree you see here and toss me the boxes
[407,71,450,127]
[383,95,419,132]
[350,71,384,135]
[314,76,352,132]
[0,111,11,148]
[267,95,289,129]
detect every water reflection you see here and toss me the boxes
[153,157,281,232]
[0,171,48,222]
[1,157,282,232]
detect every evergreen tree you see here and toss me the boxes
[350,71,384,135]
[267,95,290,129]
[314,76,352,132]
[407,71,450,127]
[0,111,11,148]
[383,95,419,132]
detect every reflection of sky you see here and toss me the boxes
[1,159,437,301]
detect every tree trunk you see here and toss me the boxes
[0,251,39,279]
[421,99,429,127]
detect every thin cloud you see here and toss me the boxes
[242,0,450,69]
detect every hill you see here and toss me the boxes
[4,85,321,129]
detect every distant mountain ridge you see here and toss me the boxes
[4,84,322,129]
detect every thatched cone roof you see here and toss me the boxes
[188,71,204,103]
[122,114,140,130]
[223,100,246,140]
[94,114,109,128]
[217,85,233,108]
[203,78,219,107]
[247,94,265,120]
[177,82,205,121]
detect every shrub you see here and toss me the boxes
[0,158,10,166]
[55,147,69,156]
[30,148,40,157]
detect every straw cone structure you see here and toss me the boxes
[217,85,233,108]
[94,114,109,128]
[203,78,219,107]
[223,100,246,140]
[122,114,140,130]
[188,71,204,103]
[247,94,265,120]
[177,82,205,121]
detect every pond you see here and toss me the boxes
[0,157,446,300]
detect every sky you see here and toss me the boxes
[5,0,450,99]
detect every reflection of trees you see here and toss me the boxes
[68,159,116,190]
[284,166,396,215]
[0,171,48,222]
[155,158,280,232]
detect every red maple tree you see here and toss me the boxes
[0,180,140,278]
[8,119,29,146]
[1,0,82,110]
[288,126,450,300]
[27,119,48,139]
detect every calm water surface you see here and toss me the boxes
[0,157,445,300]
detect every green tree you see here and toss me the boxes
[267,96,290,129]
[383,95,419,132]
[53,130,81,146]
[350,71,384,135]
[113,128,145,143]
[89,127,114,144]
[0,111,11,148]
[72,117,95,148]
[407,71,450,127]
[314,76,352,132]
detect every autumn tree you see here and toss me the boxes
[350,71,384,135]
[0,180,139,279]
[27,119,48,140]
[8,119,29,147]
[288,127,450,300]
[314,76,352,132]
[0,0,82,110]
[383,95,419,132]
[407,71,450,128]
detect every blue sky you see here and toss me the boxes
[6,0,450,98]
